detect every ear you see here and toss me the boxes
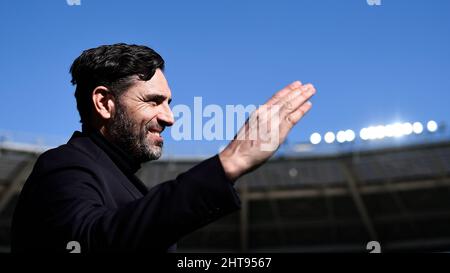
[92,86,115,120]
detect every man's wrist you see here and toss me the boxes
[218,150,242,183]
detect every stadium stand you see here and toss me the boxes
[1,136,450,253]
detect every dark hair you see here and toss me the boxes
[70,43,165,126]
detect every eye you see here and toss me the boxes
[142,94,167,106]
[143,98,159,106]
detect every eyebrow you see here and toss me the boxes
[143,94,172,104]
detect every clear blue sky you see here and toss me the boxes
[1,0,449,156]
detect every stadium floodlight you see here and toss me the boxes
[360,128,369,140]
[413,122,423,134]
[365,126,376,140]
[322,120,433,143]
[402,122,413,136]
[375,125,386,139]
[336,131,346,143]
[391,123,403,138]
[310,132,322,145]
[384,124,395,138]
[345,129,355,142]
[324,132,335,144]
[427,120,438,132]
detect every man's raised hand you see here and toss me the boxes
[219,81,316,182]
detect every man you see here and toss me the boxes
[11,43,316,252]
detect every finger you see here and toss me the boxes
[278,100,313,139]
[265,81,302,106]
[279,83,316,115]
[288,100,313,125]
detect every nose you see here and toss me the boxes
[157,104,175,127]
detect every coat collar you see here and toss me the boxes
[80,124,141,174]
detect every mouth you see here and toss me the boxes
[147,128,164,142]
[148,131,162,137]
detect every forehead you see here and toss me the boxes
[126,69,172,98]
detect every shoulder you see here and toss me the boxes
[33,137,102,176]
[20,133,110,201]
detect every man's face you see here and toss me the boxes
[107,69,174,163]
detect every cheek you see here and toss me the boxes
[133,107,159,127]
[122,102,161,129]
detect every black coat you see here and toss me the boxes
[11,131,241,252]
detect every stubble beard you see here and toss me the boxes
[108,101,163,163]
